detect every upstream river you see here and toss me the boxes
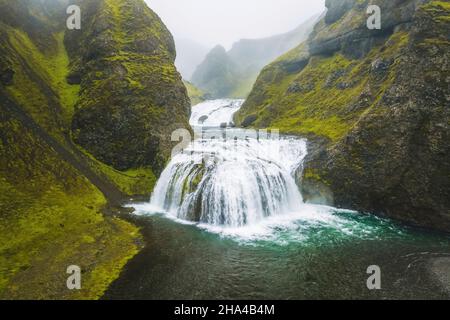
[104,100,450,300]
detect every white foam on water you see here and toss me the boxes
[129,100,397,245]
[130,201,368,245]
[190,99,244,127]
[148,129,308,227]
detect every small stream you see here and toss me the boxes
[104,100,450,300]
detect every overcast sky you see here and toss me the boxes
[145,0,326,49]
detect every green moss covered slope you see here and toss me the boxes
[183,80,207,106]
[235,0,450,231]
[0,0,188,299]
[67,0,191,174]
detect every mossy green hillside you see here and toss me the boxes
[78,145,157,196]
[0,0,179,197]
[1,13,156,198]
[6,30,79,124]
[0,0,188,299]
[1,27,76,143]
[0,112,142,299]
[236,31,410,142]
[69,0,191,172]
[183,80,206,106]
[236,0,450,231]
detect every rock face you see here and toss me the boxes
[235,0,450,232]
[191,15,320,99]
[324,0,356,24]
[68,0,191,173]
[0,0,189,298]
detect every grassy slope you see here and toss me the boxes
[4,24,156,197]
[229,72,259,99]
[0,17,148,298]
[235,1,450,230]
[235,30,409,142]
[0,105,142,299]
[183,80,205,105]
[236,1,448,144]
[6,30,79,125]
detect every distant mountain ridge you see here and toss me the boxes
[191,14,321,98]
[191,45,238,98]
[228,14,321,71]
[175,38,210,80]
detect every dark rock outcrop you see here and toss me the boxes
[324,0,357,24]
[235,0,450,232]
[310,0,422,58]
[68,0,191,173]
[241,114,258,128]
[0,68,14,85]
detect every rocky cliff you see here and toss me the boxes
[235,0,450,232]
[68,0,191,173]
[0,0,190,299]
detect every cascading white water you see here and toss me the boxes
[151,132,307,226]
[147,100,308,227]
[144,100,306,227]
[190,99,244,127]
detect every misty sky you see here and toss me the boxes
[145,0,326,49]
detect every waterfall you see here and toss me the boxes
[148,100,307,227]
[190,99,244,127]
